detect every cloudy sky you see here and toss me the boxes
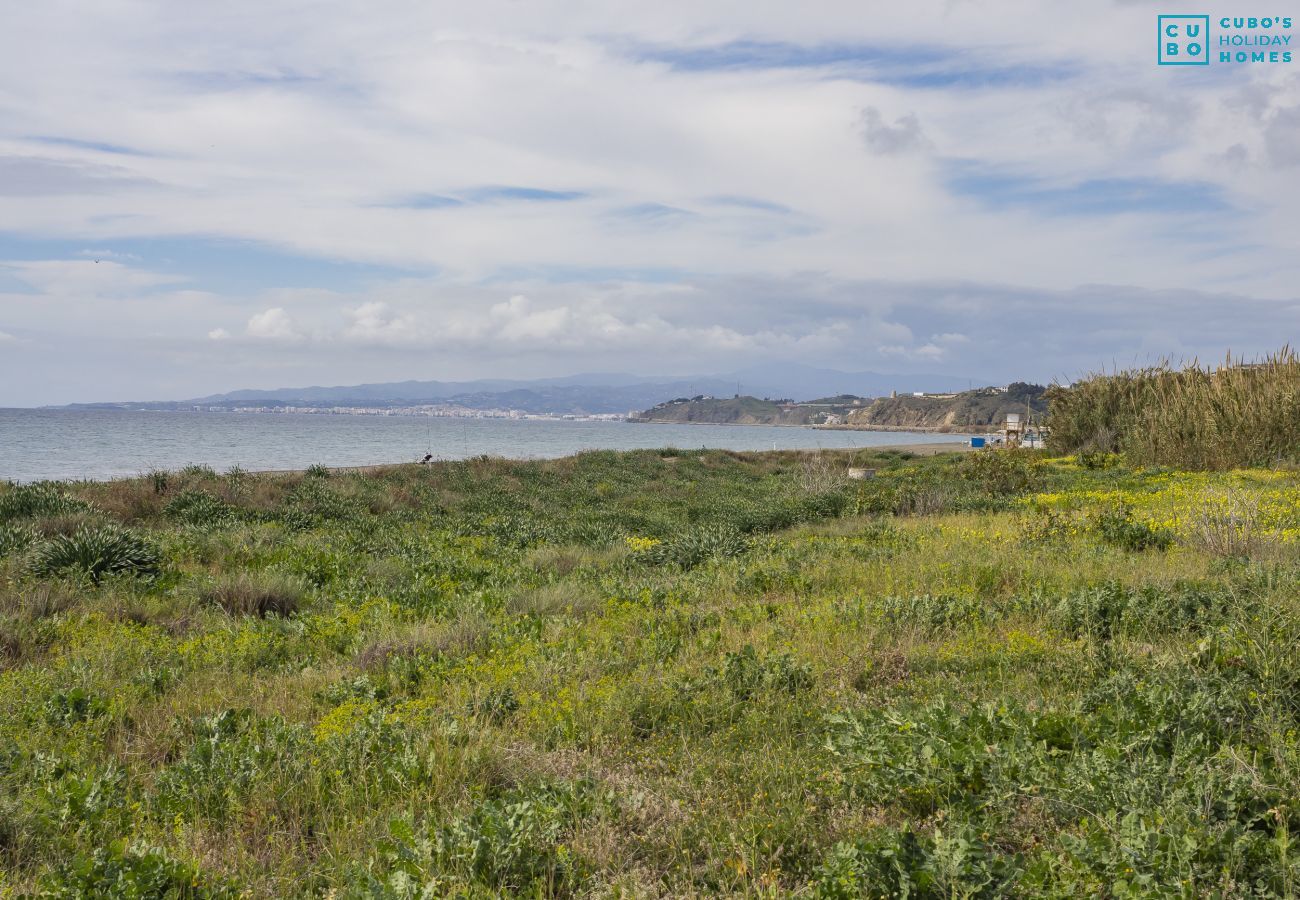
[1,1,1298,405]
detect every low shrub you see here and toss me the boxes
[721,644,814,700]
[40,840,237,899]
[43,686,108,726]
[432,782,599,893]
[1019,510,1075,547]
[1093,505,1173,551]
[468,687,520,724]
[958,448,1039,495]
[813,825,1017,899]
[155,709,306,822]
[363,782,603,895]
[1050,581,1239,640]
[875,593,988,632]
[1076,450,1121,470]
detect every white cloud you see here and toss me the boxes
[208,327,230,340]
[861,107,929,156]
[245,308,299,340]
[77,248,142,261]
[344,301,416,343]
[878,342,946,361]
[0,330,17,343]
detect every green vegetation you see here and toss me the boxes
[634,383,1048,432]
[843,382,1047,432]
[1047,347,1300,470]
[1,448,1299,896]
[633,395,821,425]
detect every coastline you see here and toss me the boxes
[14,443,979,485]
[2,410,977,483]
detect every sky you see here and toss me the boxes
[1,0,1298,405]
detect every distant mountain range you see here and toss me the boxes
[59,364,985,416]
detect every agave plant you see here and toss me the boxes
[32,525,162,583]
[164,489,235,528]
[0,482,96,524]
[0,522,37,556]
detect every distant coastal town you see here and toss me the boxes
[175,404,633,421]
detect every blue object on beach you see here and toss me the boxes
[970,437,986,448]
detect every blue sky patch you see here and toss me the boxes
[0,233,422,294]
[703,195,793,215]
[387,193,466,209]
[26,135,146,156]
[607,203,696,222]
[463,186,587,203]
[943,163,1230,216]
[170,68,325,91]
[626,40,1072,89]
[483,263,689,284]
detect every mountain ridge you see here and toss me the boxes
[54,364,984,415]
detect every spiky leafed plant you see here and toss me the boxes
[0,482,96,524]
[32,525,162,583]
[0,523,37,556]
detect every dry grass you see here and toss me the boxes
[526,544,625,576]
[1184,491,1278,559]
[506,581,605,619]
[353,614,491,670]
[0,579,79,619]
[198,571,306,617]
[793,451,846,494]
[30,510,105,537]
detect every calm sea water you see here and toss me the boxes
[0,409,966,483]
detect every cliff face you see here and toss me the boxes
[843,383,1047,432]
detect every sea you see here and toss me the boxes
[0,408,967,483]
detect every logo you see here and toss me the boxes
[1159,15,1210,64]
[1158,15,1294,65]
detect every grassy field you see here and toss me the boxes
[2,448,1300,897]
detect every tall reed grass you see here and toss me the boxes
[1047,347,1300,469]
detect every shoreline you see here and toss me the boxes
[4,442,978,485]
[2,414,976,484]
